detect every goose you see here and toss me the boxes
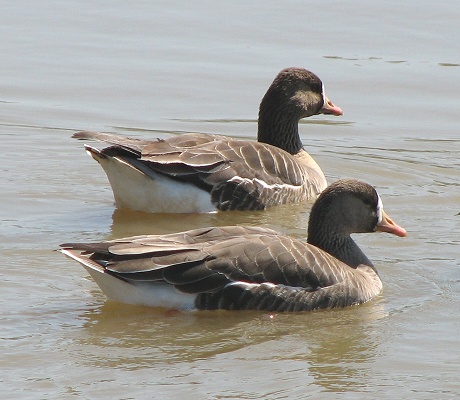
[60,179,407,312]
[72,67,342,213]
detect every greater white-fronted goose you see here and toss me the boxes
[72,67,342,213]
[60,179,407,311]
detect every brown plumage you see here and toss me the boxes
[72,67,342,213]
[60,179,407,312]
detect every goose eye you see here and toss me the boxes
[362,198,372,206]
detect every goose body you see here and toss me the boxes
[73,68,342,213]
[61,180,407,312]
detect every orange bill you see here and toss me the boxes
[376,210,407,237]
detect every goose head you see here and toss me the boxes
[258,67,343,154]
[307,179,407,267]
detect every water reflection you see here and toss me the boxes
[77,302,287,366]
[76,297,387,393]
[109,200,312,239]
[300,304,385,391]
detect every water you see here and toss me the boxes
[1,1,459,399]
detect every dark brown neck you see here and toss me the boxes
[307,206,374,268]
[257,107,303,155]
[308,228,373,268]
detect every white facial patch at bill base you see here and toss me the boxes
[376,194,383,223]
[322,83,326,106]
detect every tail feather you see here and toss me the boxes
[60,248,106,274]
[60,248,196,308]
[72,131,150,152]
